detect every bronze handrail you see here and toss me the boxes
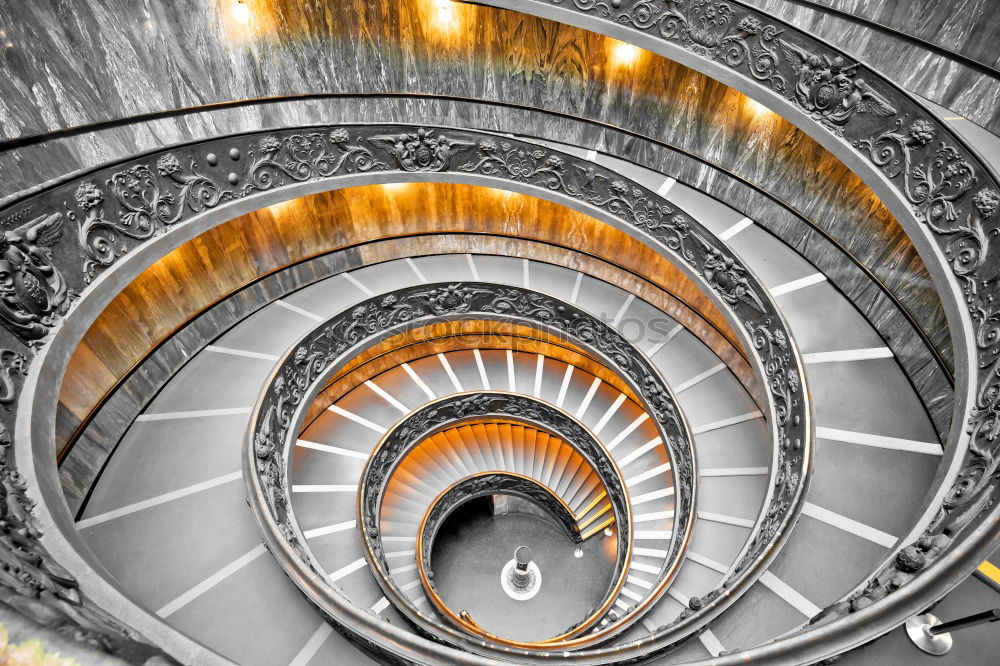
[355,395,636,647]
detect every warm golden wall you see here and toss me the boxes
[301,325,647,431]
[9,0,946,393]
[59,183,747,454]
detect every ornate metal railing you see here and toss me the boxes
[357,393,633,645]
[419,471,583,553]
[416,471,592,639]
[0,124,811,663]
[466,0,1000,661]
[252,283,691,650]
[0,5,987,664]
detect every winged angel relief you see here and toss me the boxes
[779,39,896,131]
[0,213,73,345]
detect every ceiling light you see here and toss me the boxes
[430,0,460,32]
[267,200,294,216]
[609,39,641,67]
[747,97,772,118]
[232,0,251,24]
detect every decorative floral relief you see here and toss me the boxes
[225,129,806,641]
[848,113,1000,619]
[0,350,26,408]
[0,355,167,661]
[459,139,571,190]
[701,247,766,312]
[556,0,904,135]
[779,41,896,132]
[71,155,229,283]
[859,120,988,286]
[242,130,387,194]
[253,283,697,636]
[562,0,788,89]
[0,124,808,653]
[71,131,387,284]
[0,0,986,660]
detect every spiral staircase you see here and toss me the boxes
[0,1,998,665]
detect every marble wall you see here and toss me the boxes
[745,0,1000,132]
[0,0,962,438]
[799,0,1000,70]
[0,1,951,372]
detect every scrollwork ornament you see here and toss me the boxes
[744,318,797,426]
[779,40,895,133]
[249,281,704,639]
[700,245,766,312]
[459,138,572,191]
[0,351,172,662]
[0,123,809,655]
[222,127,808,649]
[0,349,27,408]
[0,123,808,652]
[858,119,992,293]
[242,130,388,194]
[810,114,1000,632]
[73,153,230,282]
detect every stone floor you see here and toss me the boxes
[431,498,617,642]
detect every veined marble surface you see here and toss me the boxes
[795,0,1000,70]
[0,0,959,444]
[0,1,951,373]
[0,92,956,436]
[744,0,1000,133]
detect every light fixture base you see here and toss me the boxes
[500,557,541,601]
[905,613,953,655]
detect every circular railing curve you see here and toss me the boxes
[356,392,635,646]
[1,124,811,663]
[251,283,688,652]
[416,471,603,641]
[247,270,804,657]
[466,0,1000,661]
